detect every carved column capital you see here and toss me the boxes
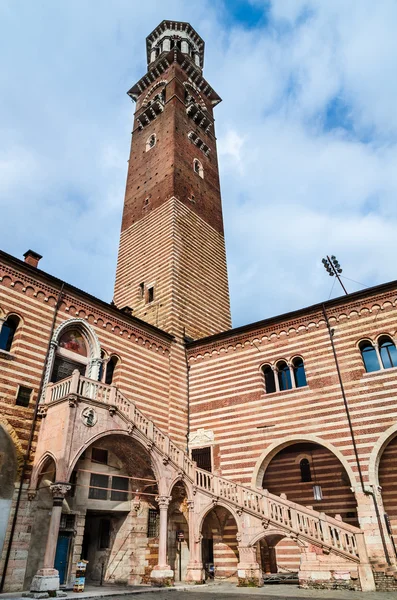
[50,482,71,505]
[156,495,172,509]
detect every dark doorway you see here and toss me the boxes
[192,447,212,472]
[51,357,85,383]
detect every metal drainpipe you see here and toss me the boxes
[184,331,190,455]
[0,283,65,592]
[321,303,391,566]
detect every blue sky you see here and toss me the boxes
[1,1,397,328]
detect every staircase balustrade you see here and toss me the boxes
[44,373,363,561]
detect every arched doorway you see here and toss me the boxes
[379,435,397,551]
[69,434,159,587]
[262,442,358,526]
[201,506,238,581]
[258,534,300,582]
[0,425,18,559]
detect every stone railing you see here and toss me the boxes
[45,373,363,561]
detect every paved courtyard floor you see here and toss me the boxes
[2,582,396,600]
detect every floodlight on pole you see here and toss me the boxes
[322,255,348,295]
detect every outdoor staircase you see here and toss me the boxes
[46,373,367,564]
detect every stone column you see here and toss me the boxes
[237,546,262,587]
[151,496,173,585]
[185,501,204,583]
[29,483,71,595]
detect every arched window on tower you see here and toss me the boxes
[292,357,307,388]
[193,158,204,179]
[277,361,292,391]
[146,134,156,152]
[378,336,397,369]
[262,365,276,394]
[0,315,20,352]
[359,340,380,373]
[105,356,119,385]
[300,458,312,482]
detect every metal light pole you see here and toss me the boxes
[322,255,348,295]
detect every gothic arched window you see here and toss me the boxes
[105,356,119,385]
[378,336,397,369]
[277,361,292,391]
[359,340,379,373]
[262,365,276,394]
[193,158,204,179]
[0,315,20,352]
[146,134,156,152]
[300,458,312,482]
[51,329,88,383]
[292,357,307,388]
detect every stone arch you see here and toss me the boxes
[0,417,24,476]
[196,499,242,540]
[41,318,102,399]
[249,527,306,549]
[199,501,240,581]
[368,423,397,487]
[252,434,357,490]
[249,529,304,577]
[142,80,167,107]
[0,421,20,559]
[65,429,163,487]
[168,474,194,501]
[30,451,58,491]
[184,82,206,109]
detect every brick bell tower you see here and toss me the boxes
[114,20,231,341]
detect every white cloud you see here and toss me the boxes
[1,1,397,329]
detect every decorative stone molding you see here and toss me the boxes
[50,483,71,500]
[188,428,215,447]
[37,405,48,418]
[156,495,171,509]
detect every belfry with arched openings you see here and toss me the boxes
[1,18,397,596]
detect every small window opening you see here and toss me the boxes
[379,336,397,369]
[0,315,20,352]
[16,386,32,407]
[263,365,276,394]
[293,357,307,387]
[91,447,108,464]
[139,282,145,298]
[191,446,212,472]
[300,458,312,482]
[147,286,154,303]
[146,134,156,152]
[105,356,118,385]
[277,361,292,391]
[193,159,204,178]
[111,476,129,501]
[144,197,149,206]
[359,340,380,373]
[147,509,160,537]
[88,473,108,500]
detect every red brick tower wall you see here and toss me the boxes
[114,53,231,341]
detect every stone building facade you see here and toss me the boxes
[0,19,397,595]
